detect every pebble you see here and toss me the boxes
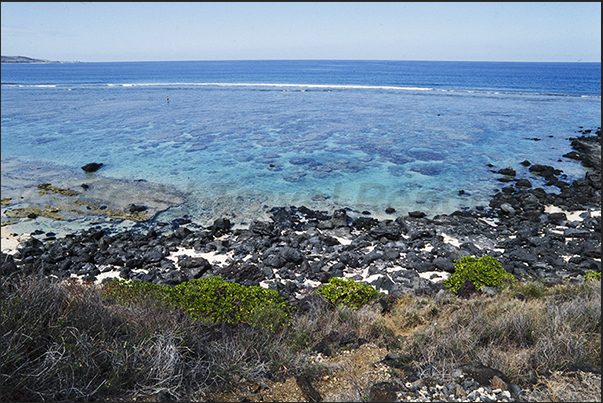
[397,378,517,402]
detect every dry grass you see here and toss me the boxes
[1,276,600,402]
[388,279,601,386]
[0,276,304,402]
[523,370,601,402]
[287,292,396,356]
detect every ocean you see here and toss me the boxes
[1,60,601,234]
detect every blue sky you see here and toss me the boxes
[1,2,601,62]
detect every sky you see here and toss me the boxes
[1,2,601,63]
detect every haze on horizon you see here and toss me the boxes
[1,2,601,63]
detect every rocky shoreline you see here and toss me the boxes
[1,128,601,302]
[0,128,600,402]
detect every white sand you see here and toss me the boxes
[544,205,599,221]
[1,226,30,254]
[166,247,233,267]
[94,269,122,285]
[333,235,352,246]
[418,270,450,282]
[440,233,461,248]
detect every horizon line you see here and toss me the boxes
[2,56,601,64]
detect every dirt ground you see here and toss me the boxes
[206,342,394,402]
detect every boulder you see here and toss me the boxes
[408,211,426,219]
[498,167,516,176]
[81,163,103,172]
[515,179,532,189]
[126,203,147,213]
[457,362,510,386]
[211,218,231,235]
[368,381,402,402]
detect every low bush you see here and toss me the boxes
[316,277,380,309]
[443,255,515,294]
[166,277,292,333]
[103,277,293,334]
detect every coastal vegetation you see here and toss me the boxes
[316,277,381,309]
[443,255,516,294]
[1,272,599,402]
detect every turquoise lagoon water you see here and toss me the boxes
[1,60,601,229]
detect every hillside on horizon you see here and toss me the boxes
[1,55,77,63]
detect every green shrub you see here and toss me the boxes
[316,277,380,309]
[584,270,601,281]
[102,277,292,333]
[165,277,292,332]
[443,256,515,294]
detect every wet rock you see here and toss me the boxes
[408,211,426,219]
[265,246,305,268]
[143,246,165,263]
[528,164,562,179]
[352,216,379,230]
[370,223,402,241]
[126,203,147,213]
[339,251,361,268]
[515,179,532,188]
[178,255,212,272]
[498,167,516,176]
[331,209,350,227]
[81,162,103,172]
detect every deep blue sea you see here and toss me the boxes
[1,60,601,230]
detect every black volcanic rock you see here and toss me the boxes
[498,167,516,176]
[528,164,562,179]
[81,163,103,172]
[408,211,426,219]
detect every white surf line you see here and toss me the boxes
[103,82,434,91]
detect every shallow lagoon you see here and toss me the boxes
[1,61,600,234]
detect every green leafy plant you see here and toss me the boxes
[316,277,380,309]
[443,255,515,294]
[165,277,292,331]
[102,277,293,333]
[584,270,601,281]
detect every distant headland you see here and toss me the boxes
[1,55,79,64]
